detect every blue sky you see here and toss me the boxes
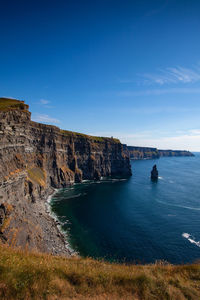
[1,0,200,151]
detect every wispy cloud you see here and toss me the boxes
[119,65,200,86]
[40,99,50,105]
[117,88,200,97]
[32,114,60,124]
[141,66,200,85]
[38,99,53,108]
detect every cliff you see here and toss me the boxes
[123,145,160,160]
[123,145,194,160]
[158,149,194,157]
[0,98,131,253]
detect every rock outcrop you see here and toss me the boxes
[123,145,194,160]
[151,165,158,181]
[0,98,131,254]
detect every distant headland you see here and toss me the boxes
[123,145,194,160]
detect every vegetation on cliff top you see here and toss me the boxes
[0,98,29,111]
[0,244,200,300]
[60,129,120,143]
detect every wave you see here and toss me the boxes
[156,199,200,211]
[63,193,84,200]
[46,190,78,256]
[182,233,200,248]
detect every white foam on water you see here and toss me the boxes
[158,176,164,180]
[63,193,83,200]
[111,178,127,182]
[156,199,200,211]
[46,189,78,256]
[182,233,200,248]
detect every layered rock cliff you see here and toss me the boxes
[0,98,131,254]
[123,146,160,160]
[158,149,194,157]
[123,145,194,160]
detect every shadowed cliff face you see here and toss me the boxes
[0,98,131,253]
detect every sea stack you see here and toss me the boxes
[151,164,158,181]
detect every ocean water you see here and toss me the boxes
[50,154,200,264]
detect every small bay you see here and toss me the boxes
[50,154,200,264]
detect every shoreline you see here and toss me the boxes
[45,188,78,257]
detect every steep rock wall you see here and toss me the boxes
[123,145,159,160]
[0,99,131,253]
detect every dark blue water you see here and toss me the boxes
[50,154,200,264]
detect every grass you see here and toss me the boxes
[0,244,200,299]
[27,167,46,187]
[60,129,120,144]
[0,98,29,111]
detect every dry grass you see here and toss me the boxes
[0,244,200,300]
[0,98,28,111]
[27,167,46,187]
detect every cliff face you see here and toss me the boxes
[158,149,194,157]
[123,145,159,160]
[123,145,194,160]
[0,98,131,253]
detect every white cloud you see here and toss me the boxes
[32,114,60,124]
[38,99,53,108]
[40,99,50,105]
[119,64,200,86]
[141,66,200,85]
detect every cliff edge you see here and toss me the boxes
[0,98,131,254]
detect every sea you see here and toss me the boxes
[50,153,200,264]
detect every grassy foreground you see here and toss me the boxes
[0,245,200,299]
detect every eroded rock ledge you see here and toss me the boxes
[0,98,131,254]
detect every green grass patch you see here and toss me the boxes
[0,98,28,111]
[60,129,120,143]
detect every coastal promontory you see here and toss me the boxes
[0,98,131,253]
